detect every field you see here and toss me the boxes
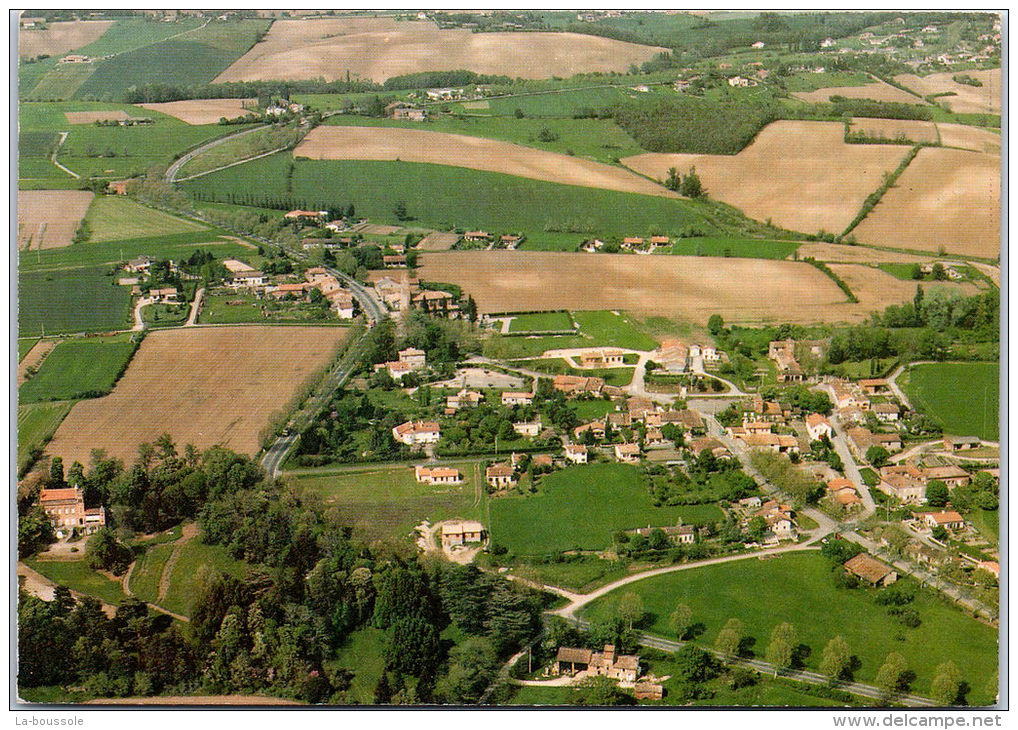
[296,126,675,198]
[794,242,930,265]
[289,463,484,543]
[851,148,1000,259]
[138,98,259,125]
[19,20,114,58]
[24,558,127,607]
[827,264,977,309]
[489,463,723,555]
[847,117,938,144]
[621,121,912,235]
[214,17,666,83]
[895,69,1001,115]
[159,538,248,617]
[417,252,895,326]
[580,552,998,705]
[45,326,348,466]
[19,335,137,403]
[127,542,175,604]
[329,628,388,704]
[901,362,999,441]
[487,310,661,359]
[935,123,1001,154]
[17,401,74,474]
[417,231,461,251]
[791,77,923,104]
[17,190,94,250]
[19,266,132,336]
[64,109,135,124]
[507,312,574,333]
[670,237,801,260]
[83,196,207,242]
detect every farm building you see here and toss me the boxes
[688,437,729,457]
[229,270,266,288]
[411,289,459,316]
[38,486,106,538]
[392,420,441,446]
[441,521,485,547]
[656,339,689,372]
[630,523,696,544]
[872,402,900,422]
[579,348,625,368]
[398,347,427,369]
[553,374,605,396]
[415,466,462,484]
[464,231,492,242]
[486,462,516,489]
[858,378,891,395]
[553,644,640,683]
[844,553,897,586]
[943,435,981,451]
[446,388,483,411]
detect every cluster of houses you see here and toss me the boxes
[119,256,182,302]
[876,461,971,503]
[550,644,663,700]
[37,485,106,540]
[654,340,722,373]
[768,338,828,382]
[225,263,355,318]
[734,496,798,542]
[369,271,460,317]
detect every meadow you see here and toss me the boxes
[670,237,801,260]
[19,335,138,403]
[84,196,207,242]
[484,310,659,359]
[25,558,128,607]
[18,266,132,336]
[488,463,723,555]
[507,311,575,333]
[581,552,998,705]
[126,542,175,605]
[901,362,999,441]
[160,538,248,617]
[17,401,74,475]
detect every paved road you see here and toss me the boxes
[827,412,877,516]
[886,363,914,410]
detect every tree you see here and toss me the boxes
[616,592,645,631]
[765,623,796,674]
[437,637,500,704]
[820,636,851,682]
[925,480,950,508]
[707,314,724,336]
[714,618,743,658]
[931,525,949,541]
[747,515,768,542]
[570,675,636,706]
[668,603,693,640]
[393,201,408,221]
[679,166,703,198]
[647,528,670,551]
[875,652,908,697]
[930,661,962,706]
[384,617,441,677]
[665,167,681,191]
[673,643,721,684]
[866,445,890,468]
[49,457,65,486]
[85,528,132,575]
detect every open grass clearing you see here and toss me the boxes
[25,558,127,607]
[900,362,999,441]
[671,236,801,260]
[128,542,175,604]
[160,538,248,618]
[507,311,575,333]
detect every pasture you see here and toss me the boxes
[17,401,74,474]
[670,237,801,260]
[19,266,132,336]
[17,190,94,250]
[45,326,348,466]
[83,196,207,242]
[489,463,723,555]
[24,559,128,607]
[507,311,575,333]
[791,77,923,104]
[138,98,259,125]
[621,120,913,235]
[895,69,1001,115]
[295,126,675,198]
[214,16,666,83]
[581,552,998,705]
[159,538,248,618]
[18,20,113,58]
[289,462,484,542]
[127,542,175,604]
[851,148,1000,259]
[901,362,999,441]
[19,335,138,403]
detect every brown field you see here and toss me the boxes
[17,190,94,250]
[828,264,978,305]
[214,17,666,83]
[936,123,1001,155]
[848,117,938,144]
[415,251,929,326]
[137,98,259,125]
[352,223,404,235]
[18,20,113,58]
[64,110,134,124]
[791,77,923,104]
[793,242,931,265]
[45,326,348,467]
[621,121,910,234]
[894,69,1000,115]
[418,231,461,251]
[296,126,676,197]
[852,148,1000,259]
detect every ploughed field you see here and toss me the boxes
[45,326,347,466]
[137,98,259,125]
[790,76,923,104]
[17,190,94,250]
[894,69,1001,115]
[19,20,113,58]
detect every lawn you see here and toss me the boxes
[329,627,387,704]
[901,362,999,441]
[507,311,575,333]
[84,196,207,242]
[581,552,999,705]
[25,558,128,607]
[17,401,74,474]
[670,237,801,260]
[969,508,999,544]
[18,266,133,336]
[489,463,723,555]
[160,538,248,618]
[141,302,189,327]
[290,462,485,543]
[568,399,618,421]
[18,335,138,403]
[510,556,631,593]
[128,542,175,605]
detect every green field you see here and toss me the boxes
[19,266,132,336]
[782,71,873,92]
[182,154,720,238]
[160,538,248,618]
[515,358,635,387]
[17,401,74,474]
[25,559,128,607]
[19,335,137,403]
[289,463,485,542]
[18,338,40,361]
[128,542,175,604]
[141,302,189,327]
[671,237,801,260]
[489,463,723,555]
[485,310,659,359]
[328,627,388,704]
[901,362,999,440]
[507,311,575,333]
[177,124,303,178]
[84,196,207,242]
[581,552,998,705]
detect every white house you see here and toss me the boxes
[565,444,588,464]
[513,420,542,438]
[806,413,833,441]
[392,420,440,446]
[501,391,533,406]
[415,466,462,484]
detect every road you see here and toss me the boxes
[827,412,877,516]
[165,124,270,183]
[186,287,205,326]
[50,131,79,179]
[886,363,914,410]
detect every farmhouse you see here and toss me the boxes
[412,289,459,316]
[513,420,542,437]
[270,282,310,299]
[553,374,605,396]
[392,420,441,446]
[872,402,900,422]
[858,378,891,395]
[846,427,902,455]
[325,289,355,318]
[446,388,483,411]
[229,270,266,288]
[806,413,833,441]
[827,478,862,508]
[383,254,407,268]
[831,381,865,410]
[564,444,588,464]
[768,339,805,382]
[579,348,625,368]
[574,421,606,440]
[464,231,492,242]
[921,465,970,488]
[744,396,784,422]
[415,466,462,484]
[125,256,152,274]
[656,339,689,372]
[500,234,521,248]
[688,437,729,457]
[631,523,696,544]
[689,343,721,363]
[441,521,485,547]
[733,432,800,455]
[943,435,981,452]
[607,412,632,429]
[284,209,326,222]
[615,443,641,464]
[486,462,516,489]
[149,287,178,302]
[844,553,897,586]
[553,645,640,683]
[38,486,106,538]
[922,511,966,530]
[879,464,927,503]
[398,347,427,369]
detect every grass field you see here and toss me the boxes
[17,401,74,474]
[19,266,132,336]
[289,462,484,543]
[182,153,719,238]
[970,509,999,544]
[580,552,998,705]
[141,303,189,327]
[127,542,175,604]
[671,237,801,260]
[84,196,207,242]
[328,627,387,704]
[160,538,248,618]
[901,362,999,440]
[489,463,723,555]
[19,335,137,403]
[507,312,575,333]
[18,338,40,361]
[485,310,659,359]
[178,125,303,178]
[25,558,128,607]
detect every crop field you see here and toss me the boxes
[489,463,723,555]
[901,362,999,441]
[19,266,132,336]
[848,117,938,144]
[791,77,923,104]
[670,237,801,260]
[18,20,114,58]
[782,71,872,92]
[580,552,998,705]
[17,401,74,474]
[214,17,666,83]
[23,62,98,101]
[851,148,1000,259]
[290,462,484,543]
[416,251,900,326]
[295,126,674,198]
[138,98,259,125]
[794,242,930,265]
[621,121,913,235]
[828,264,977,309]
[936,123,1001,154]
[45,326,348,466]
[416,231,461,251]
[17,190,94,250]
[182,155,718,238]
[895,69,1001,115]
[83,196,207,242]
[507,312,575,333]
[19,335,138,404]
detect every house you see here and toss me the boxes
[107,179,134,195]
[38,486,106,538]
[943,435,981,452]
[827,478,861,508]
[270,282,309,299]
[751,40,766,48]
[229,270,266,288]
[742,421,772,435]
[607,412,632,429]
[631,524,696,545]
[502,391,533,406]
[872,402,900,422]
[553,645,640,683]
[564,444,588,464]
[615,443,641,463]
[768,339,805,382]
[627,397,656,422]
[388,103,427,121]
[486,462,516,489]
[846,427,901,456]
[149,287,178,302]
[650,235,670,247]
[688,437,729,457]
[463,231,492,242]
[880,464,927,503]
[553,374,605,396]
[634,682,664,700]
[500,234,521,248]
[727,75,757,87]
[412,289,458,315]
[806,413,833,441]
[125,256,152,274]
[441,521,485,547]
[921,465,970,488]
[831,381,863,410]
[858,378,890,395]
[734,432,800,455]
[383,254,407,268]
[656,339,689,372]
[446,389,483,411]
[513,420,542,437]
[392,420,441,446]
[754,500,797,539]
[579,348,625,368]
[415,466,462,484]
[922,511,965,531]
[844,553,897,586]
[574,421,606,440]
[398,347,426,369]
[645,428,666,446]
[744,396,784,422]
[622,237,644,248]
[821,37,836,47]
[284,209,325,223]
[325,289,355,318]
